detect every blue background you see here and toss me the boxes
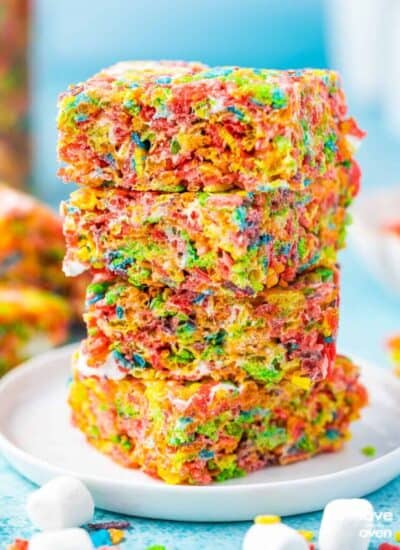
[2,0,400,548]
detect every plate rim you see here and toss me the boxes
[0,343,400,496]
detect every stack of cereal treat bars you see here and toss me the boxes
[58,61,368,484]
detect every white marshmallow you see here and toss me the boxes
[26,476,94,531]
[319,498,374,550]
[63,260,87,277]
[29,528,94,550]
[242,523,309,550]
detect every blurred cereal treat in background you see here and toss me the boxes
[0,285,70,376]
[0,183,87,318]
[0,0,30,189]
[388,336,400,376]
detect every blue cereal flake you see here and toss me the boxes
[232,205,248,231]
[299,252,321,272]
[74,113,88,123]
[324,134,338,152]
[86,294,104,305]
[106,250,134,272]
[132,353,149,368]
[116,305,124,319]
[72,92,91,106]
[271,88,288,109]
[131,132,151,150]
[156,76,172,84]
[176,416,193,429]
[192,291,212,304]
[324,336,335,343]
[326,428,340,441]
[226,105,245,120]
[90,528,112,546]
[240,407,270,422]
[248,233,272,251]
[199,449,215,460]
[259,233,273,245]
[103,153,116,167]
[279,243,291,256]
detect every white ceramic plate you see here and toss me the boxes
[351,186,400,293]
[0,345,399,522]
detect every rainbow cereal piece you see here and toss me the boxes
[62,175,352,293]
[388,335,400,375]
[57,62,364,194]
[0,183,87,315]
[79,267,339,384]
[69,354,367,485]
[0,285,70,375]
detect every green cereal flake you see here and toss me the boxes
[256,426,288,451]
[297,434,316,453]
[197,192,209,206]
[361,445,376,458]
[224,421,244,438]
[88,425,100,439]
[297,237,308,260]
[197,420,219,440]
[116,399,139,419]
[315,266,334,282]
[169,417,194,446]
[171,348,195,364]
[274,135,291,153]
[241,357,282,384]
[170,139,181,154]
[87,281,110,296]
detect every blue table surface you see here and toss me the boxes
[1,111,400,549]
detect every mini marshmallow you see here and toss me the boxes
[319,498,374,550]
[26,476,94,531]
[29,528,94,550]
[242,522,309,550]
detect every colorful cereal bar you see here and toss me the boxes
[58,61,364,193]
[69,354,367,485]
[79,267,339,384]
[0,183,87,315]
[0,285,70,375]
[62,175,352,293]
